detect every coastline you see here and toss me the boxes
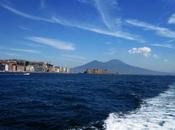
[0,71,174,76]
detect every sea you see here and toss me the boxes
[0,73,175,130]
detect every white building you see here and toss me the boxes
[26,65,35,72]
[5,64,9,71]
[55,67,60,72]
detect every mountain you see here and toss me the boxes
[71,59,167,75]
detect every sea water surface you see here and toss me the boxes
[0,73,175,130]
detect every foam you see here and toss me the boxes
[104,84,175,130]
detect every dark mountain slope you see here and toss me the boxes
[71,59,166,75]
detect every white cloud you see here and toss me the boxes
[128,47,151,57]
[151,43,174,49]
[1,3,143,42]
[94,0,120,30]
[3,52,19,56]
[18,26,32,31]
[168,13,175,24]
[0,46,40,54]
[26,36,75,51]
[9,48,40,54]
[77,0,120,30]
[85,27,142,41]
[0,3,53,23]
[126,19,175,39]
[52,17,143,42]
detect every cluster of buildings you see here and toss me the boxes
[83,68,112,74]
[0,59,70,73]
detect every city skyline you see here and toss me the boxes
[0,59,70,73]
[0,0,175,72]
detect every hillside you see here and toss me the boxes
[71,59,166,75]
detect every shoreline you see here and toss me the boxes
[0,71,71,74]
[0,71,174,76]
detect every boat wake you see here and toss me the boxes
[104,84,175,130]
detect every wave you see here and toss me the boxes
[104,84,175,130]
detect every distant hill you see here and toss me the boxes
[71,59,168,75]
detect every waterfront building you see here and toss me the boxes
[12,64,17,72]
[0,64,5,71]
[84,68,112,74]
[33,65,44,72]
[59,67,64,73]
[65,68,70,73]
[55,66,60,73]
[5,64,9,71]
[26,65,35,72]
[0,59,70,73]
[29,62,45,72]
[17,65,25,72]
[8,64,15,72]
[58,67,70,73]
[46,63,54,72]
[0,60,17,72]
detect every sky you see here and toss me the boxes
[0,0,175,72]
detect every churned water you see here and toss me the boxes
[0,73,175,130]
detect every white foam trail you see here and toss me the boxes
[104,84,175,130]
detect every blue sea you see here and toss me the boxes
[0,73,175,130]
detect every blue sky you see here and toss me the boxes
[0,0,175,72]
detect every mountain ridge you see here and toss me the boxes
[71,59,168,75]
